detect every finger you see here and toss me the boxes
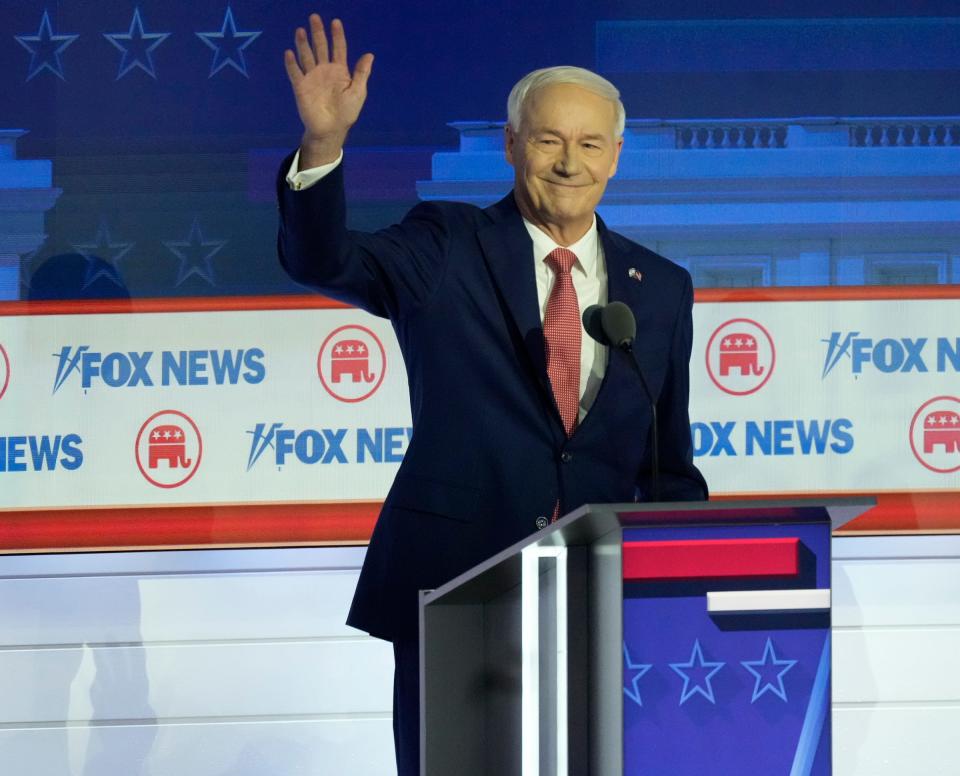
[309,14,328,64]
[351,52,374,94]
[283,49,303,85]
[331,18,347,66]
[294,26,316,71]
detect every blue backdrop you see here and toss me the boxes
[3,1,960,298]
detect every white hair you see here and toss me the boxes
[507,66,626,138]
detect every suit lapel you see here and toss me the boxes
[477,202,661,430]
[477,194,553,398]
[594,218,661,409]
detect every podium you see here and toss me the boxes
[419,498,872,776]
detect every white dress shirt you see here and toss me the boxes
[287,153,609,420]
[524,218,608,420]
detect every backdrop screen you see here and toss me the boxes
[1,1,958,547]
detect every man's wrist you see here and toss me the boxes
[299,132,347,170]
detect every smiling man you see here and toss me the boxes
[506,79,623,245]
[278,16,706,775]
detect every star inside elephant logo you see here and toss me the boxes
[0,343,10,401]
[317,324,387,403]
[135,410,202,488]
[909,395,960,474]
[705,318,776,396]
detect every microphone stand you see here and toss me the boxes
[583,303,662,503]
[616,342,661,504]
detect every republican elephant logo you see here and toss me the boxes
[330,339,376,384]
[910,396,960,474]
[706,319,776,396]
[318,324,387,403]
[719,333,765,377]
[923,411,960,454]
[135,410,202,488]
[147,424,192,468]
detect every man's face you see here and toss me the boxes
[506,82,622,237]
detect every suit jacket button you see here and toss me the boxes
[560,451,573,463]
[535,516,549,530]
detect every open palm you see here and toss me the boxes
[284,16,373,163]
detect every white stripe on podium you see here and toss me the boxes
[706,589,831,613]
[521,545,568,776]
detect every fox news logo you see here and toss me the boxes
[52,346,265,393]
[692,418,854,457]
[247,423,349,470]
[821,333,960,378]
[0,434,83,472]
[246,423,412,469]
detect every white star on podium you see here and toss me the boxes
[622,642,652,708]
[741,638,797,703]
[669,639,725,705]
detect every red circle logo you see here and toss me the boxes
[909,396,960,474]
[0,344,8,401]
[317,324,387,403]
[135,410,203,488]
[705,319,776,396]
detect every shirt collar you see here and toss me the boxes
[523,216,599,277]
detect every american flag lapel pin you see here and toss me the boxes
[628,268,642,282]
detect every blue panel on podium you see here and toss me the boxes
[622,521,832,775]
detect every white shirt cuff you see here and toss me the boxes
[285,149,344,191]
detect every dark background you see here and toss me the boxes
[4,0,960,297]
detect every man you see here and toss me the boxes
[278,16,707,775]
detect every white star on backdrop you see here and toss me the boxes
[14,10,79,81]
[163,218,226,287]
[196,7,262,78]
[71,220,134,290]
[104,8,171,80]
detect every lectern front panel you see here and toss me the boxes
[621,520,832,775]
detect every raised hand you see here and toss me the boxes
[284,15,374,168]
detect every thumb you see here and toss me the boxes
[351,53,374,94]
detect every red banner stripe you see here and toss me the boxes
[0,503,381,553]
[0,294,348,317]
[622,537,800,581]
[0,492,955,554]
[1,285,958,318]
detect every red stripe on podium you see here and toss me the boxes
[622,538,800,581]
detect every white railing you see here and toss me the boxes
[446,117,960,152]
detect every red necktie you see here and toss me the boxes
[543,247,581,438]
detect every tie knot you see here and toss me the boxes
[545,247,577,276]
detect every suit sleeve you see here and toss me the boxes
[276,151,450,320]
[637,271,709,502]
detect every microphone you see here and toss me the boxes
[581,301,637,348]
[599,301,636,349]
[582,304,607,346]
[581,301,661,502]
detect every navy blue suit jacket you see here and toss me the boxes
[278,157,707,641]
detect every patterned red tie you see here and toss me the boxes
[543,247,581,437]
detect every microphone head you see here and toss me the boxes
[601,301,636,348]
[581,304,609,345]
